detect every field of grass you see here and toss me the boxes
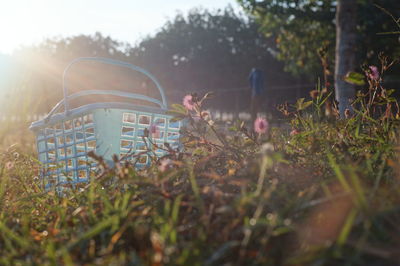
[0,67,400,265]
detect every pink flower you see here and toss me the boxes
[149,124,160,138]
[290,129,299,136]
[5,161,14,170]
[158,158,172,172]
[254,118,269,134]
[183,95,195,111]
[368,66,379,81]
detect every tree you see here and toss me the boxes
[237,0,400,77]
[128,7,297,111]
[1,8,301,115]
[335,0,357,116]
[237,0,336,78]
[238,0,400,115]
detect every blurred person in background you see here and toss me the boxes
[249,67,265,122]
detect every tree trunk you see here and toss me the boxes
[335,0,357,118]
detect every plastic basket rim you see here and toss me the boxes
[30,101,169,132]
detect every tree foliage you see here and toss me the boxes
[237,0,400,79]
[1,7,300,115]
[128,7,295,109]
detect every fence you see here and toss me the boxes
[0,83,315,124]
[0,112,249,124]
[0,114,47,123]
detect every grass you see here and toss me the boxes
[0,61,400,265]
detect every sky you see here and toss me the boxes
[0,0,241,54]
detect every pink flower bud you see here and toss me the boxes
[183,95,195,111]
[158,159,172,172]
[368,65,379,81]
[290,129,299,136]
[254,118,269,134]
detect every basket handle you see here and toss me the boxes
[62,57,168,112]
[43,90,165,123]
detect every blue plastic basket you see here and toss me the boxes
[30,57,182,188]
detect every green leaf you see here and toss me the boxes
[170,104,187,115]
[67,217,115,250]
[0,221,29,249]
[192,147,208,156]
[295,98,312,111]
[344,72,366,86]
[272,226,292,236]
[167,104,188,121]
[327,153,351,191]
[302,100,313,110]
[337,208,357,246]
[168,115,186,122]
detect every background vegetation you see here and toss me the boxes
[1,1,398,117]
